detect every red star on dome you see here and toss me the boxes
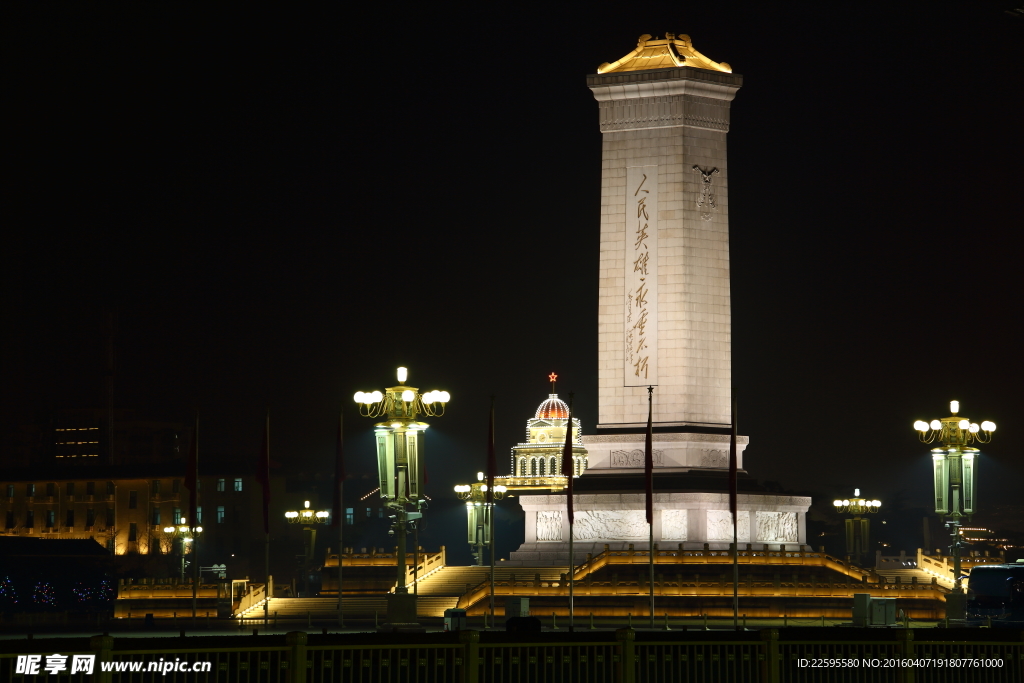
[548,372,558,383]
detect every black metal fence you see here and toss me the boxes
[1,627,1020,682]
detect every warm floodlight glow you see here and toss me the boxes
[285,511,298,518]
[914,420,929,432]
[439,391,450,403]
[195,526,202,533]
[397,367,408,383]
[315,511,329,518]
[301,510,313,518]
[454,485,471,493]
[164,526,174,533]
[402,390,415,402]
[950,400,960,414]
[981,421,995,432]
[179,526,189,533]
[930,420,942,430]
[354,391,365,403]
[872,500,881,507]
[477,472,484,481]
[494,485,507,493]
[842,500,850,506]
[833,500,842,507]
[958,419,970,430]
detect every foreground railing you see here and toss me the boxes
[2,628,1020,683]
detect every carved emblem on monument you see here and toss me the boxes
[611,449,663,467]
[692,165,720,221]
[699,449,728,468]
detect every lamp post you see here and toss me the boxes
[163,519,202,584]
[284,501,329,598]
[455,473,507,566]
[831,491,881,568]
[354,366,449,628]
[914,400,995,620]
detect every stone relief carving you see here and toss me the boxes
[662,510,688,540]
[756,511,798,543]
[706,510,750,542]
[692,165,720,221]
[610,449,664,467]
[536,511,562,542]
[572,510,648,541]
[698,449,728,468]
[597,95,729,133]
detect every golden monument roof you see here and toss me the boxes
[597,33,732,75]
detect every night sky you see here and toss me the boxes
[5,3,1022,561]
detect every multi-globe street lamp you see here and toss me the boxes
[831,490,881,567]
[914,399,996,620]
[455,472,507,566]
[162,519,202,584]
[354,366,450,627]
[284,501,329,598]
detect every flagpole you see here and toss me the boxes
[487,398,496,629]
[731,390,739,630]
[337,412,345,628]
[191,412,199,625]
[263,411,270,627]
[563,393,575,633]
[646,386,655,629]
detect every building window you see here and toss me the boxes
[46,482,55,497]
[151,480,161,496]
[196,506,202,524]
[86,481,95,496]
[128,491,138,509]
[378,508,384,518]
[5,511,14,529]
[26,511,34,528]
[366,507,371,518]
[216,478,225,492]
[345,508,354,525]
[66,509,74,528]
[5,484,12,498]
[549,456,557,474]
[27,483,35,497]
[172,479,180,494]
[86,509,95,527]
[216,506,225,523]
[106,481,115,497]
[45,510,55,528]
[173,507,181,524]
[66,482,75,497]
[128,523,137,542]
[152,509,161,526]
[105,508,114,528]
[233,478,243,492]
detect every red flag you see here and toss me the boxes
[256,411,271,535]
[486,398,496,505]
[561,396,575,525]
[183,412,198,531]
[332,412,344,528]
[645,387,654,526]
[729,394,738,524]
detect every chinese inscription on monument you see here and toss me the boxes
[624,166,658,386]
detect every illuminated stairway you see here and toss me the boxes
[875,568,952,590]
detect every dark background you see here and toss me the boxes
[4,2,1022,565]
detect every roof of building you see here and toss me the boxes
[535,394,570,419]
[597,33,732,75]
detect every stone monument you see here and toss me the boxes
[509,34,810,565]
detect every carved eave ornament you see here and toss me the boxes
[597,33,732,74]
